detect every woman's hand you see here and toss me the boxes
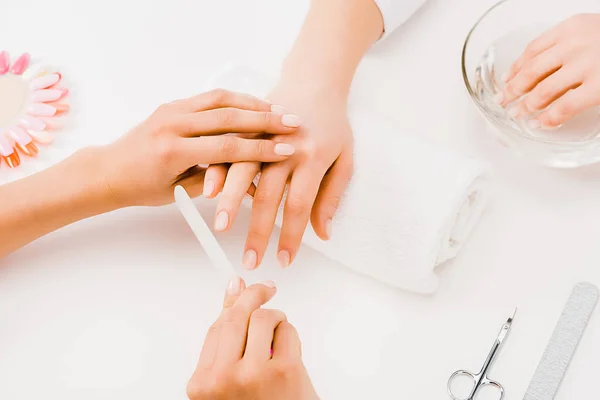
[209,84,353,270]
[186,278,319,400]
[99,89,301,208]
[498,14,600,129]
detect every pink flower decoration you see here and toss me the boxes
[0,51,69,168]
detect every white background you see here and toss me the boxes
[1,0,600,399]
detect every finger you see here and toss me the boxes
[174,167,207,199]
[216,281,277,365]
[310,151,353,241]
[169,89,271,114]
[214,162,261,232]
[180,136,296,165]
[203,164,229,198]
[504,29,558,83]
[518,65,583,115]
[271,321,302,360]
[243,308,287,362]
[277,167,325,268]
[196,276,247,370]
[243,164,290,270]
[535,84,600,128]
[174,108,301,137]
[502,46,564,105]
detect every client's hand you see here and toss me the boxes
[187,278,319,400]
[499,13,600,128]
[99,89,300,208]
[206,84,354,270]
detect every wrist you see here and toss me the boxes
[278,61,352,101]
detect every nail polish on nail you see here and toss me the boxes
[52,103,70,115]
[274,143,295,156]
[16,142,38,157]
[10,53,30,75]
[227,275,242,295]
[507,107,519,119]
[277,250,290,268]
[261,280,276,288]
[271,105,286,115]
[215,210,229,232]
[281,114,301,128]
[28,130,54,144]
[28,103,57,117]
[8,126,32,145]
[30,73,61,91]
[31,89,63,103]
[528,119,541,130]
[0,51,9,75]
[20,116,46,131]
[203,180,215,197]
[242,250,257,270]
[493,92,504,105]
[325,219,333,239]
[3,152,20,168]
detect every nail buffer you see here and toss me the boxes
[174,185,236,278]
[523,282,599,400]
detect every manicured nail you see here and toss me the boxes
[261,280,276,288]
[8,126,32,145]
[274,143,295,156]
[0,51,9,75]
[16,142,38,157]
[277,250,290,268]
[281,114,301,127]
[507,107,519,119]
[227,275,242,295]
[493,92,504,105]
[214,210,229,232]
[10,53,30,75]
[528,119,541,130]
[53,103,70,114]
[271,105,286,115]
[502,72,509,82]
[242,249,257,270]
[27,103,57,117]
[31,89,63,103]
[3,152,20,168]
[203,180,215,197]
[30,73,61,91]
[325,219,333,239]
[20,116,46,131]
[28,130,54,144]
[0,134,14,156]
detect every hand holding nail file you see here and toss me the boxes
[174,185,236,278]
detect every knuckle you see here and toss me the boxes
[301,141,319,160]
[270,360,303,381]
[155,138,178,165]
[219,136,239,156]
[215,108,237,128]
[187,375,222,400]
[255,139,269,157]
[286,196,309,217]
[207,88,231,106]
[222,306,247,325]
[235,367,261,389]
[253,189,276,206]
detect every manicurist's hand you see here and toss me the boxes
[187,278,319,400]
[498,14,600,129]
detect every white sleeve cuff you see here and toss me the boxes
[373,0,427,39]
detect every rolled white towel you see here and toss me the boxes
[205,65,490,294]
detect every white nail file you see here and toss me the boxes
[523,282,599,400]
[174,185,236,278]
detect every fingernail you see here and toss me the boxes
[0,134,14,157]
[325,219,333,239]
[227,275,242,295]
[16,142,38,157]
[28,130,54,144]
[27,103,57,117]
[214,210,229,231]
[242,250,257,270]
[271,105,286,115]
[31,89,63,103]
[0,51,9,75]
[10,53,30,75]
[493,92,504,105]
[507,107,519,119]
[502,72,509,82]
[20,116,46,131]
[30,73,61,91]
[261,280,276,288]
[277,250,290,268]
[3,152,20,168]
[53,103,70,114]
[274,143,295,156]
[203,180,215,197]
[8,126,31,145]
[281,114,301,128]
[528,119,541,130]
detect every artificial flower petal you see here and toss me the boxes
[10,53,30,75]
[30,73,61,91]
[0,51,9,75]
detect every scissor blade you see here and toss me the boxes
[174,185,236,278]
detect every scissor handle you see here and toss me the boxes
[480,378,505,400]
[447,370,478,400]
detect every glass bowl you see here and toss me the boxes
[462,0,600,168]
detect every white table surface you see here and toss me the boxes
[1,0,599,398]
